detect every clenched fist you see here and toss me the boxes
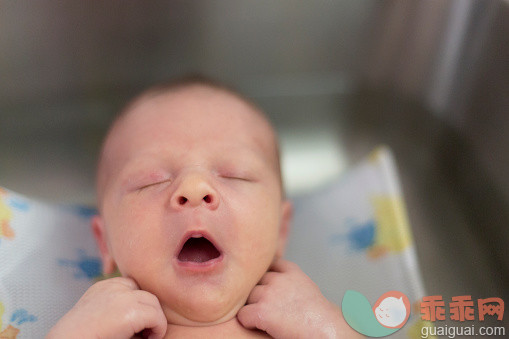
[47,277,167,339]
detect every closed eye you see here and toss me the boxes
[220,175,252,182]
[138,179,172,190]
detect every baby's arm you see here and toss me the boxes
[237,259,363,339]
[47,277,167,339]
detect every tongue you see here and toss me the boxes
[178,237,220,263]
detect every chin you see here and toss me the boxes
[163,288,247,326]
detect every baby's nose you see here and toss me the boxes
[170,172,219,210]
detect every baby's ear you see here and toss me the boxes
[276,200,293,258]
[91,215,117,274]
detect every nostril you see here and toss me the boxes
[203,195,212,203]
[178,196,188,205]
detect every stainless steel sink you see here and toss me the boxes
[1,0,507,334]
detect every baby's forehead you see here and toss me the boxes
[120,86,269,132]
[97,85,281,202]
[113,86,276,155]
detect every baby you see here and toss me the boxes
[48,77,360,338]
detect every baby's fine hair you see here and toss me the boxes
[97,74,285,202]
[116,74,263,124]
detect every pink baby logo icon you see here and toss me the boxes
[373,291,411,329]
[342,290,411,337]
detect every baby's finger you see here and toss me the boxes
[258,271,279,285]
[108,276,140,290]
[237,304,267,332]
[246,285,265,304]
[268,258,296,273]
[131,299,168,339]
[134,290,163,310]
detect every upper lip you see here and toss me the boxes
[174,230,223,259]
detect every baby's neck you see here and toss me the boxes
[164,317,269,339]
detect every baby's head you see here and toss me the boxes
[92,76,292,326]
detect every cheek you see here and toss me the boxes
[233,192,281,261]
[106,196,169,271]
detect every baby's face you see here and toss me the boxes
[94,87,291,326]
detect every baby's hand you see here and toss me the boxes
[47,277,167,339]
[237,259,361,339]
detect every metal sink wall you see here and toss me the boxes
[1,0,508,330]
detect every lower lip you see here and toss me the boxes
[174,253,224,273]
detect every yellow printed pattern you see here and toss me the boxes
[371,195,412,253]
[0,189,14,240]
[0,301,20,339]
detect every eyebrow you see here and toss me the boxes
[115,156,165,187]
[115,141,271,181]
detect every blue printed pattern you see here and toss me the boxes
[330,218,376,251]
[10,309,37,326]
[58,249,102,280]
[0,301,37,337]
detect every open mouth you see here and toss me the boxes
[177,235,221,263]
